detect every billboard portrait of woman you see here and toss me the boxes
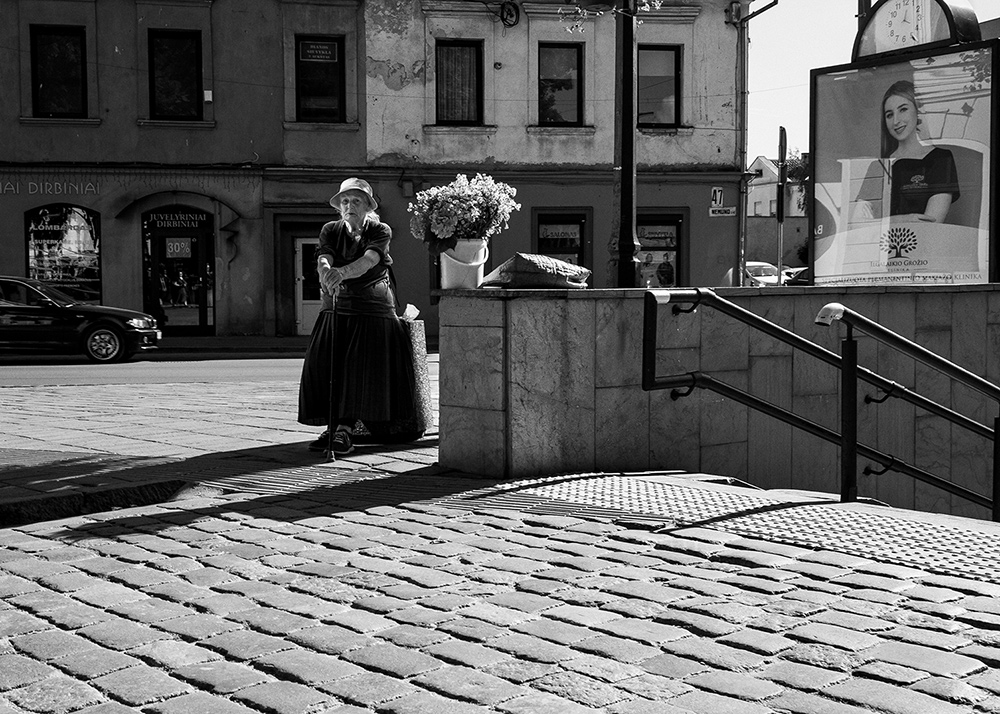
[881,80,961,224]
[811,45,993,286]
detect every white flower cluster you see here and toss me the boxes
[558,1,664,33]
[408,174,522,255]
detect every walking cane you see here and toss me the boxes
[324,285,339,462]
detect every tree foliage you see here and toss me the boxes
[785,150,810,216]
[559,1,664,33]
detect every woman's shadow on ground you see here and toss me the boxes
[0,433,516,531]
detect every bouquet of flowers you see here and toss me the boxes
[408,173,521,255]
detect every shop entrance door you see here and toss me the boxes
[142,206,215,335]
[295,236,321,335]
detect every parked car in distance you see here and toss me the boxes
[784,266,812,286]
[781,265,805,283]
[781,266,808,284]
[744,261,781,286]
[0,276,160,363]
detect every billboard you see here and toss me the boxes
[811,43,995,285]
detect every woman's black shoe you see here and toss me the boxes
[307,430,329,452]
[330,430,355,455]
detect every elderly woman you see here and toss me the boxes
[298,177,421,455]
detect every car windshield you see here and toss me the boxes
[748,265,777,277]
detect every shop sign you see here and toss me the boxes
[146,212,211,231]
[539,224,581,248]
[165,237,193,259]
[1,181,100,195]
[300,41,338,62]
[638,224,677,247]
[538,221,584,265]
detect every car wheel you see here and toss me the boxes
[83,325,127,363]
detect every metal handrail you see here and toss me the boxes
[642,288,997,521]
[816,301,1000,522]
[816,302,1000,404]
[643,289,992,440]
[660,372,992,510]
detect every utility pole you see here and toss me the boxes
[612,0,639,288]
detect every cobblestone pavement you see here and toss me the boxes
[3,374,1000,714]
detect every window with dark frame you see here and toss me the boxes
[637,45,680,127]
[538,43,583,126]
[436,40,483,125]
[148,29,203,120]
[295,35,345,123]
[30,25,87,119]
[537,213,587,267]
[637,214,682,287]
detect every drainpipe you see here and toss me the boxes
[733,2,749,286]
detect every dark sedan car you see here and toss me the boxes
[0,276,160,363]
[784,267,812,286]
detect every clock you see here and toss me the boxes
[854,0,982,59]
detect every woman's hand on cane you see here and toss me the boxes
[321,267,345,295]
[317,256,345,297]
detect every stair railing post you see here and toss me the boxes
[841,323,858,503]
[993,415,1000,522]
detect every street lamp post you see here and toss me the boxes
[612,0,639,288]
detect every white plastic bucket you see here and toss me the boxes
[440,239,489,289]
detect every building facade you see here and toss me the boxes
[0,0,747,338]
[745,155,808,268]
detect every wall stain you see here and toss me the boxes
[367,0,414,36]
[368,58,425,91]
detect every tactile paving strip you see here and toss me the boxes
[516,476,1000,581]
[219,468,1000,581]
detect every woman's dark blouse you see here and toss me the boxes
[316,218,393,288]
[890,147,960,217]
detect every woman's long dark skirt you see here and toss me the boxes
[297,309,423,440]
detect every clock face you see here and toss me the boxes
[857,0,951,57]
[882,0,926,48]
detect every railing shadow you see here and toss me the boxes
[47,465,510,541]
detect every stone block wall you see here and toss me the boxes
[438,285,1000,520]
